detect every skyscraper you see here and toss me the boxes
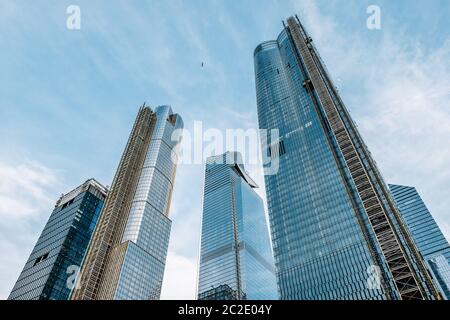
[197,152,277,300]
[389,184,450,299]
[253,15,441,300]
[72,104,183,300]
[8,179,107,300]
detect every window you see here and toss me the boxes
[167,114,177,125]
[33,252,49,266]
[268,140,286,158]
[61,198,74,210]
[303,79,314,91]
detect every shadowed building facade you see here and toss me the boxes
[72,105,183,300]
[8,179,107,300]
[389,184,450,299]
[197,152,277,300]
[254,15,442,300]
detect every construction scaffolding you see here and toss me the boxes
[284,16,441,300]
[71,105,156,300]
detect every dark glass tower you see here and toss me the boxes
[197,152,277,300]
[389,184,450,299]
[8,179,107,300]
[254,15,441,300]
[72,105,183,300]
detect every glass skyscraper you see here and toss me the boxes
[72,104,183,300]
[8,179,107,300]
[389,184,450,299]
[197,152,277,300]
[254,15,442,300]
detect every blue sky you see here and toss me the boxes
[0,0,449,299]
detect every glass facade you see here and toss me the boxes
[254,16,440,300]
[198,284,241,300]
[113,241,167,300]
[8,179,107,300]
[72,105,183,300]
[389,184,450,299]
[112,105,182,300]
[197,152,277,300]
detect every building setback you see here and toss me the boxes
[389,184,450,299]
[197,152,277,300]
[253,15,442,300]
[8,179,107,300]
[72,104,183,300]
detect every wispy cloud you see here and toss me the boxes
[357,38,450,241]
[288,0,450,242]
[0,160,61,219]
[161,251,197,300]
[0,1,449,300]
[0,160,62,299]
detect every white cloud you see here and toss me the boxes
[0,160,61,219]
[291,0,450,243]
[0,160,62,299]
[161,251,198,300]
[437,220,450,242]
[1,1,449,301]
[356,38,450,242]
[0,238,32,300]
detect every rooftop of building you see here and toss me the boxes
[206,151,258,188]
[55,178,108,208]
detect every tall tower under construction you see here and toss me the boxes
[72,105,183,300]
[254,15,442,300]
